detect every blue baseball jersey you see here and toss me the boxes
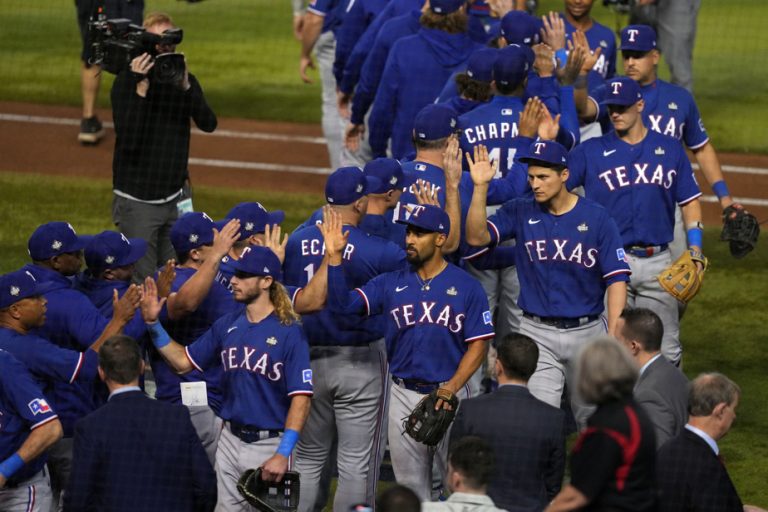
[0,349,59,483]
[477,196,630,317]
[307,0,345,34]
[327,263,494,382]
[153,267,243,413]
[73,272,147,341]
[563,17,616,82]
[185,311,313,429]
[295,207,406,247]
[333,0,388,83]
[284,224,406,346]
[567,130,702,246]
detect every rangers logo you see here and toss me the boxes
[105,255,115,264]
[356,183,363,193]
[617,248,629,262]
[577,223,589,232]
[302,369,313,384]
[28,398,51,416]
[654,147,665,155]
[51,240,62,250]
[668,102,678,110]
[266,336,278,346]
[189,234,199,243]
[483,311,493,326]
[446,286,457,296]
[245,222,254,232]
[9,286,20,296]
[450,118,456,128]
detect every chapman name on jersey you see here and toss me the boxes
[463,119,519,144]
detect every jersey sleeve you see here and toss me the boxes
[19,336,96,385]
[67,293,110,350]
[368,47,401,157]
[0,352,59,430]
[673,146,702,206]
[185,321,224,373]
[566,143,587,189]
[306,0,331,17]
[682,95,709,149]
[462,280,495,343]
[327,264,387,316]
[598,212,632,285]
[486,199,520,246]
[283,327,314,397]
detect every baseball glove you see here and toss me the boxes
[721,205,760,259]
[237,468,301,512]
[657,250,709,304]
[403,388,459,446]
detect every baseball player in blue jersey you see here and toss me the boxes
[140,246,313,511]
[465,140,630,426]
[561,1,616,82]
[0,349,63,512]
[437,47,497,116]
[567,76,704,366]
[359,158,407,245]
[327,204,494,501]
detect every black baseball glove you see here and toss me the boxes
[403,388,459,446]
[237,468,301,512]
[721,205,760,259]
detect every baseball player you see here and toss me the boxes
[285,167,406,512]
[359,158,407,245]
[567,76,704,366]
[139,246,313,512]
[327,204,495,501]
[561,1,616,82]
[437,47,497,116]
[0,348,63,512]
[464,141,630,427]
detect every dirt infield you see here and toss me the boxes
[2,100,767,225]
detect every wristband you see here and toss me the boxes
[0,453,24,480]
[276,429,300,457]
[712,180,730,200]
[146,321,171,349]
[687,227,703,249]
[555,49,568,69]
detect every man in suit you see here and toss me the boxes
[64,335,217,512]
[656,373,767,512]
[616,307,688,448]
[450,333,566,512]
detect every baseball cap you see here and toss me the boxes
[413,104,459,142]
[500,11,542,46]
[364,158,404,194]
[229,246,282,278]
[220,202,285,241]
[325,166,382,205]
[396,204,450,235]
[516,140,569,169]
[28,222,89,261]
[430,0,465,14]
[493,44,531,88]
[0,269,44,309]
[601,76,643,106]
[620,25,657,52]
[465,48,497,83]
[170,212,216,254]
[84,231,148,270]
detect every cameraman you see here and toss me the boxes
[111,11,217,281]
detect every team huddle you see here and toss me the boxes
[0,0,764,511]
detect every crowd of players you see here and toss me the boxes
[0,0,764,511]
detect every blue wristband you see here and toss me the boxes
[555,49,568,69]
[146,321,171,349]
[276,429,300,458]
[712,180,730,199]
[0,453,25,479]
[687,227,703,249]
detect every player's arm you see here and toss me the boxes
[74,285,140,353]
[300,10,324,83]
[569,31,601,122]
[465,145,498,246]
[441,135,463,254]
[440,338,489,402]
[0,419,63,489]
[605,281,627,337]
[140,277,196,374]
[167,219,240,320]
[260,394,312,482]
[692,142,737,210]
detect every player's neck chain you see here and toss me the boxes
[416,260,448,291]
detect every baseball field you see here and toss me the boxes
[1,0,767,504]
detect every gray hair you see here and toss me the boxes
[688,373,741,417]
[577,337,639,405]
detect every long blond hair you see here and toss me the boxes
[269,281,300,326]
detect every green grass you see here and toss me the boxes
[1,170,767,505]
[1,0,766,150]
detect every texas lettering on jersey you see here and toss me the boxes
[389,301,465,333]
[522,239,599,269]
[597,162,678,192]
[220,345,284,381]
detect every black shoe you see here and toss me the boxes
[78,116,105,144]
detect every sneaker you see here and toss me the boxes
[78,116,105,144]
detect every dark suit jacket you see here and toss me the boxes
[634,355,689,449]
[64,390,217,512]
[656,429,743,512]
[450,385,566,512]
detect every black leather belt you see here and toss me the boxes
[624,244,668,258]
[392,377,440,394]
[229,421,282,443]
[524,312,600,330]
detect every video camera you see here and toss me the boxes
[88,17,186,85]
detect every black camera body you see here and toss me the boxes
[88,17,185,84]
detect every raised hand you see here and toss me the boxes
[263,224,288,264]
[112,284,141,324]
[345,123,365,151]
[538,107,561,141]
[156,259,176,299]
[540,11,565,50]
[140,277,166,324]
[413,179,439,207]
[519,96,543,138]
[212,218,241,259]
[558,42,586,85]
[467,144,497,185]
[319,206,349,262]
[570,30,601,74]
[442,135,462,191]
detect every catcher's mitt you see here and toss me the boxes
[403,388,459,446]
[237,468,301,512]
[721,205,760,259]
[657,250,709,304]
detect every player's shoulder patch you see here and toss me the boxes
[302,369,313,384]
[483,311,493,325]
[616,248,629,263]
[28,398,52,415]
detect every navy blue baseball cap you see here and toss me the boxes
[500,11,542,46]
[85,231,148,270]
[465,48,497,83]
[430,0,465,14]
[413,104,459,142]
[516,140,569,169]
[325,166,381,205]
[230,246,282,278]
[493,44,531,87]
[221,202,285,241]
[364,158,404,194]
[170,212,216,254]
[620,25,657,52]
[396,204,450,235]
[28,222,88,261]
[601,76,643,106]
[0,269,44,309]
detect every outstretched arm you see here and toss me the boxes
[465,145,498,247]
[141,277,195,374]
